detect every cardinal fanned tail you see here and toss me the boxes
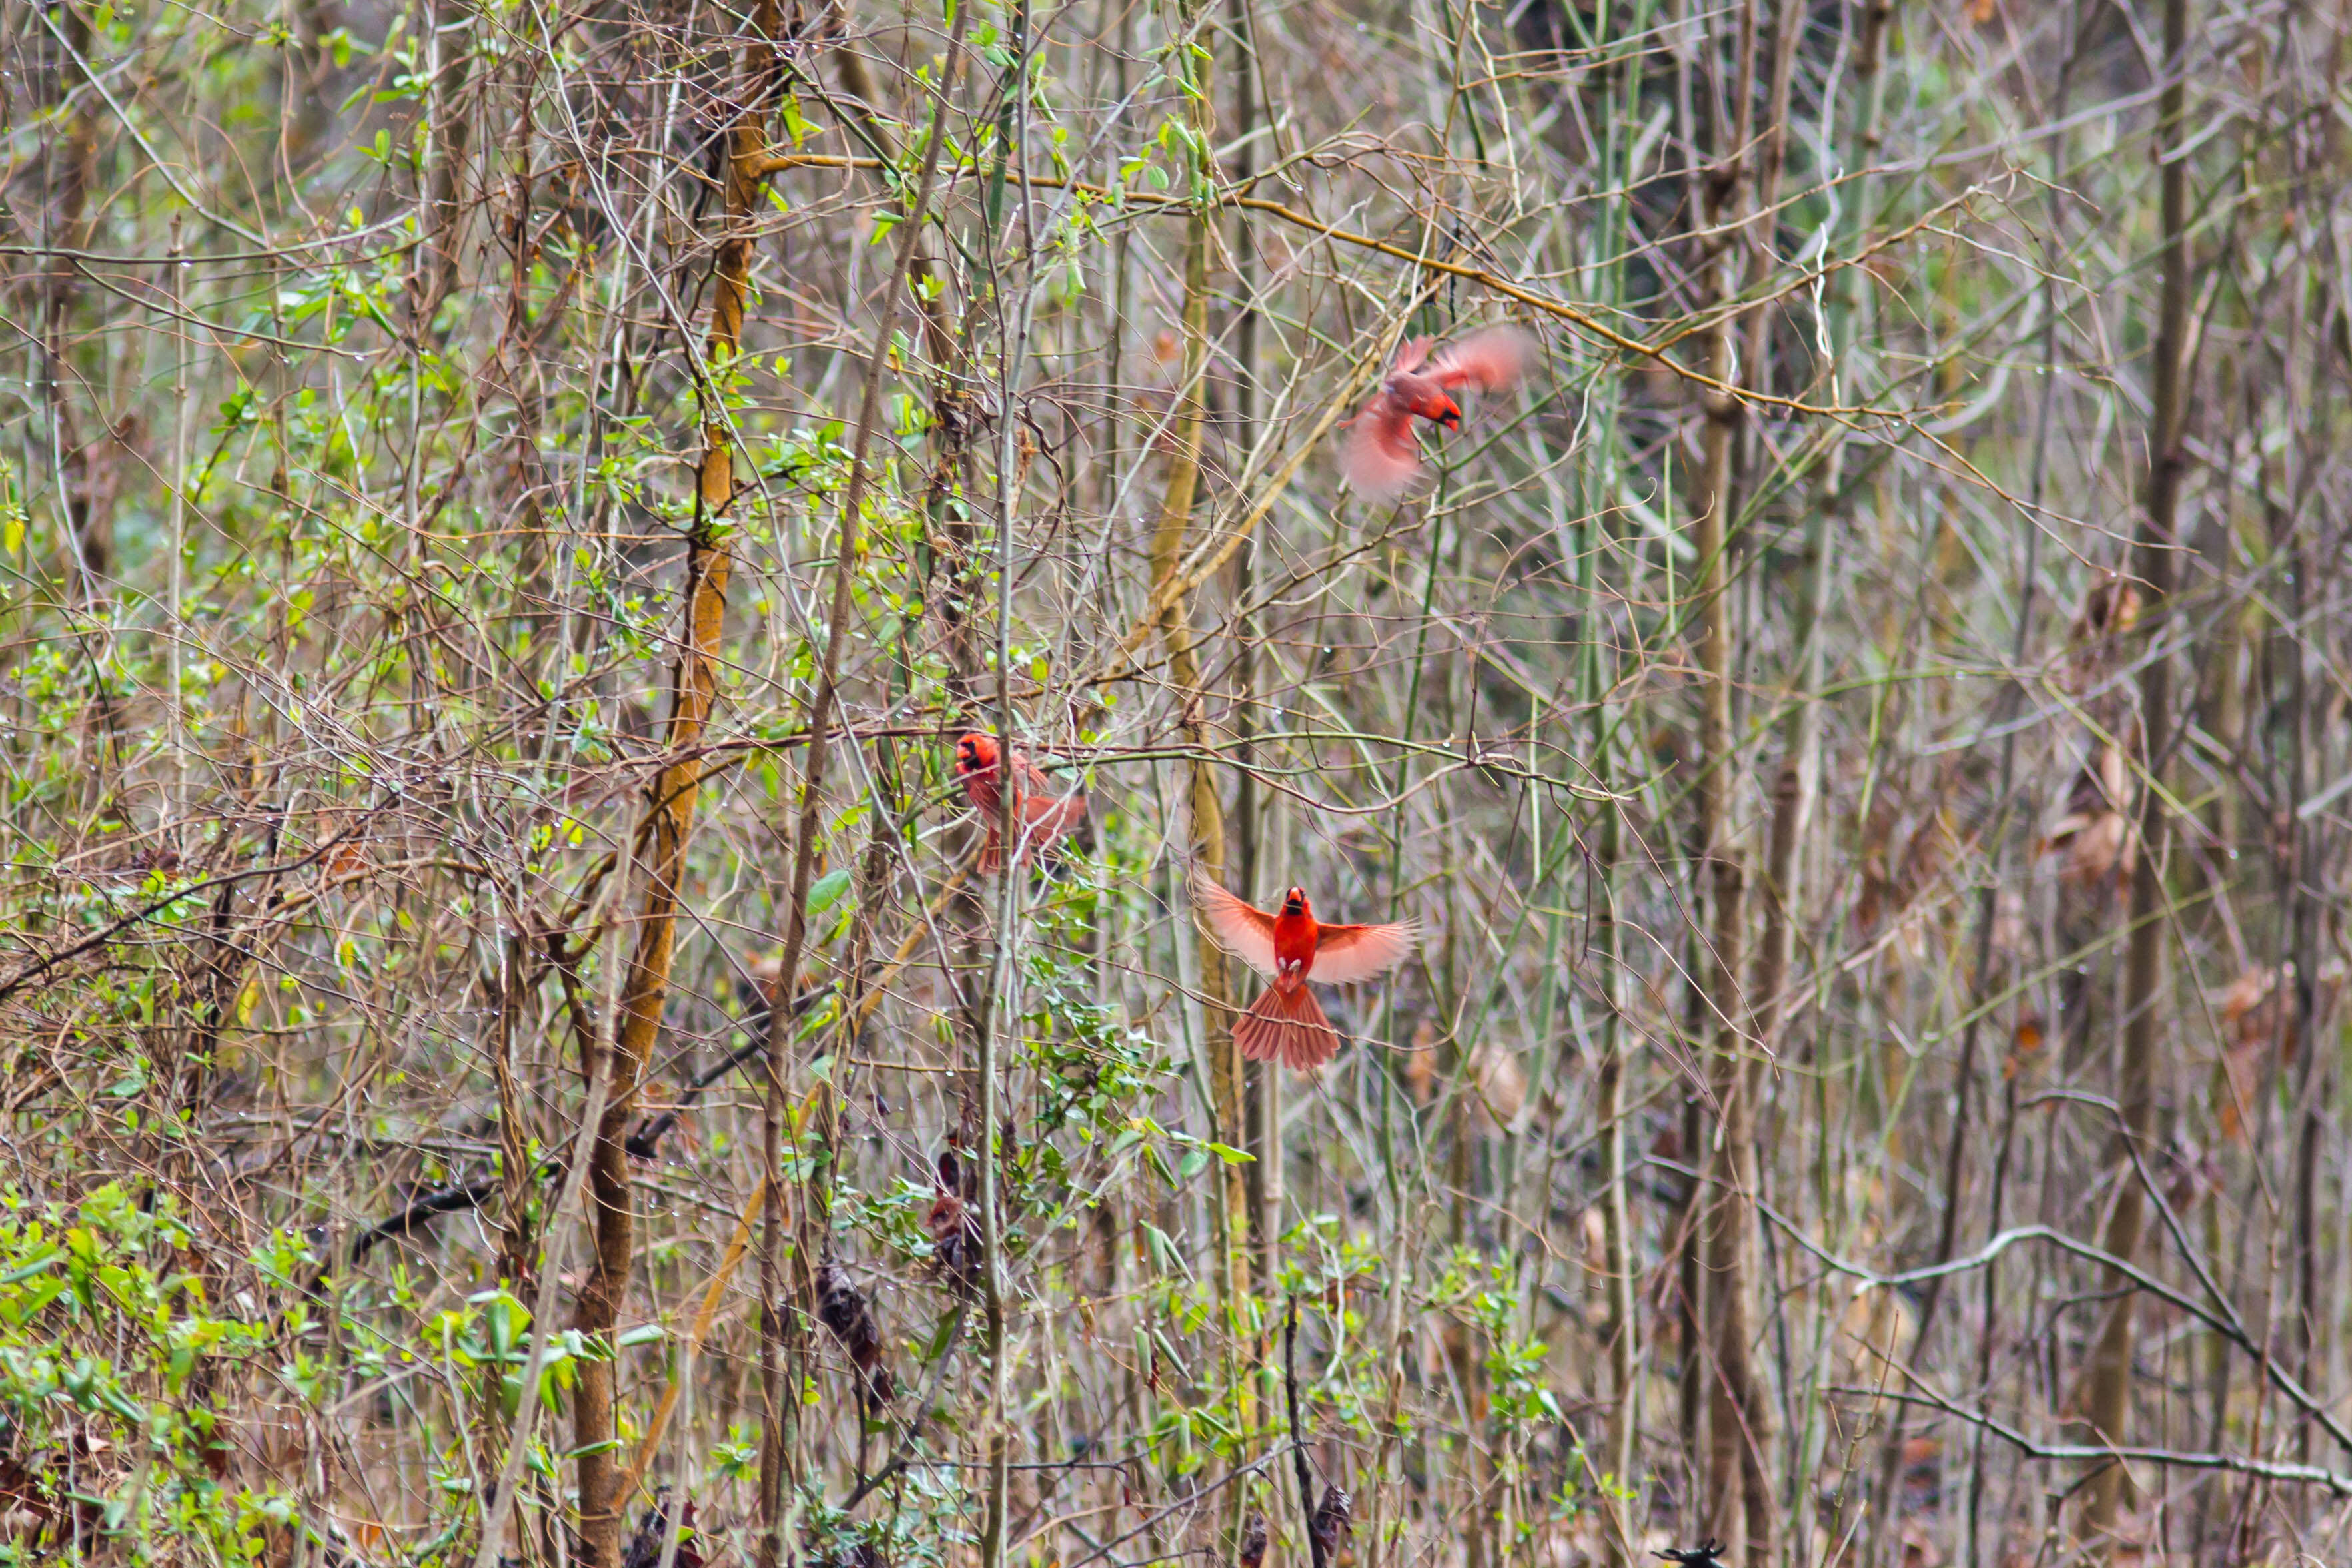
[1233,985,1344,1070]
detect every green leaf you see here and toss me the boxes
[806,868,853,916]
[0,1248,63,1286]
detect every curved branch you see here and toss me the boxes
[1755,1200,2352,1464]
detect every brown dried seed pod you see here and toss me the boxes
[1237,1511,1268,1568]
[815,1260,894,1406]
[1311,1486,1354,1553]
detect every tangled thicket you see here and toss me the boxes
[2,0,2349,1560]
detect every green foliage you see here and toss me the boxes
[0,1187,285,1564]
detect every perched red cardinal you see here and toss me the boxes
[1193,875,1418,1069]
[1340,324,1534,498]
[952,731,1087,873]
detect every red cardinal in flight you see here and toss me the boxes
[1340,324,1534,498]
[1192,876,1418,1069]
[953,732,1087,873]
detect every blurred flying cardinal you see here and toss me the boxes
[1340,324,1534,498]
[1192,875,1418,1069]
[953,732,1087,873]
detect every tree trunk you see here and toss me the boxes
[1145,0,1250,1312]
[1227,0,1279,1297]
[2077,0,2192,1537]
[43,0,111,601]
[1690,0,1770,1546]
[570,7,778,1565]
[572,504,733,1568]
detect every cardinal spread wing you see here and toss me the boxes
[1309,919,1419,984]
[1430,324,1533,392]
[1339,394,1423,496]
[1388,334,1434,374]
[1191,875,1279,977]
